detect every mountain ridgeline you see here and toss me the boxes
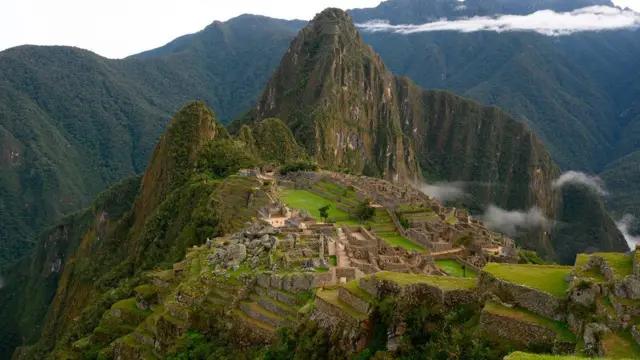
[250,8,626,261]
[0,6,632,358]
[0,16,304,269]
[348,0,640,225]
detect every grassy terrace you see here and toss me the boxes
[280,189,359,225]
[373,271,477,290]
[505,352,583,360]
[435,259,478,278]
[483,263,571,297]
[593,252,634,280]
[484,302,575,342]
[316,289,367,319]
[574,253,607,282]
[601,329,640,359]
[378,233,425,251]
[341,280,376,304]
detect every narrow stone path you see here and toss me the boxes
[337,228,351,268]
[429,248,464,257]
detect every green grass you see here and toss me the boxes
[373,271,477,290]
[593,253,634,280]
[281,189,357,224]
[505,352,583,360]
[341,280,376,304]
[111,298,139,311]
[484,302,575,342]
[379,234,425,251]
[328,255,337,266]
[446,216,458,224]
[601,329,640,359]
[435,260,477,278]
[483,263,571,297]
[574,253,607,282]
[316,289,367,319]
[134,285,157,300]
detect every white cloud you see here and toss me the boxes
[416,182,467,202]
[616,214,640,250]
[0,0,383,59]
[552,171,608,196]
[480,205,551,236]
[357,6,640,36]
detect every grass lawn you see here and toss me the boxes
[593,252,634,279]
[484,302,575,342]
[280,189,358,225]
[328,255,337,266]
[574,253,607,282]
[373,271,477,290]
[483,263,571,297]
[380,234,425,252]
[435,260,477,278]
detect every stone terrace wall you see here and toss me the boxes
[478,272,567,321]
[480,310,557,347]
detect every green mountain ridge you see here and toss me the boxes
[350,1,640,225]
[0,8,631,358]
[250,8,626,260]
[0,16,302,268]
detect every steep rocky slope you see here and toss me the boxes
[251,8,626,260]
[0,102,276,358]
[349,0,640,227]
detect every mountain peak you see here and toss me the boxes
[134,101,226,225]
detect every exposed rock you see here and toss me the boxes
[257,226,279,237]
[209,244,247,268]
[570,284,598,308]
[249,256,261,269]
[583,323,610,357]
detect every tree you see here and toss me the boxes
[319,205,331,223]
[354,199,375,223]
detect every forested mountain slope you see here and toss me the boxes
[0,15,303,268]
[349,0,640,226]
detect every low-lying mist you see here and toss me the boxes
[616,214,640,250]
[480,205,551,237]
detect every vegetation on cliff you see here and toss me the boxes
[0,15,303,269]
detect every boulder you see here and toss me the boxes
[248,239,262,249]
[223,244,247,268]
[257,226,279,237]
[249,256,261,269]
[571,284,598,308]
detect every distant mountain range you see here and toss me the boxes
[1,0,639,271]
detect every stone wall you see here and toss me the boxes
[478,272,567,321]
[479,310,560,349]
[315,294,362,327]
[338,287,371,314]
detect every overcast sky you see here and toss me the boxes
[0,0,638,59]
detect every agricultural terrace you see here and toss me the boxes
[574,254,607,282]
[483,263,572,297]
[592,252,634,280]
[373,271,477,290]
[435,259,477,278]
[280,189,359,225]
[483,302,575,342]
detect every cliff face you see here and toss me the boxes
[255,9,419,181]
